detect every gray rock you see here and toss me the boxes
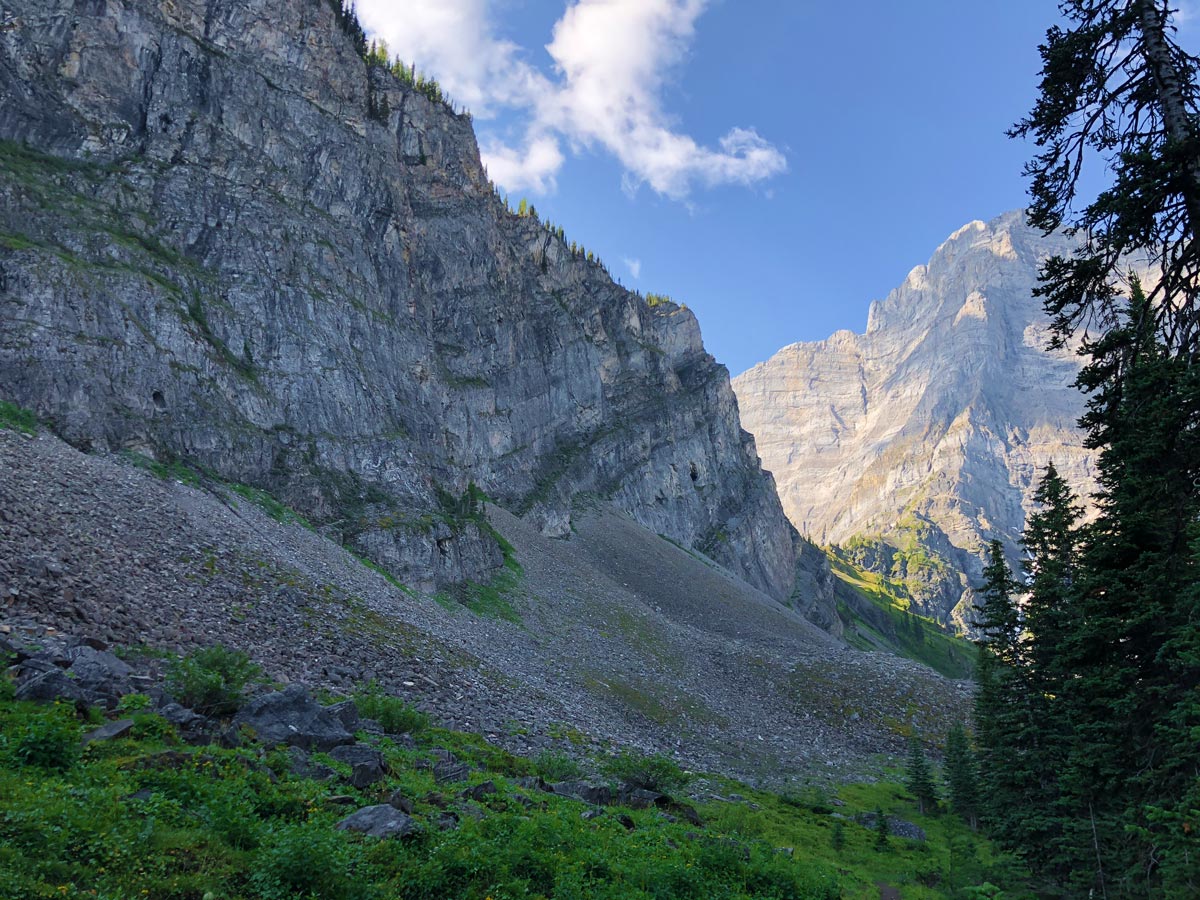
[458,780,497,802]
[856,812,926,842]
[286,746,337,782]
[14,669,90,706]
[326,700,361,733]
[329,743,388,788]
[388,790,414,814]
[336,805,419,838]
[65,646,132,699]
[231,685,354,751]
[618,786,667,809]
[550,781,614,806]
[433,760,471,784]
[82,718,135,744]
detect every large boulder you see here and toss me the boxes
[230,685,354,751]
[329,743,388,788]
[335,805,419,839]
[549,781,614,806]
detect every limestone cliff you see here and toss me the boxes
[0,0,800,601]
[733,212,1096,627]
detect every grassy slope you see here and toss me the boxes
[830,558,975,681]
[0,690,1025,899]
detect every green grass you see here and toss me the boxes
[228,482,312,529]
[831,558,975,681]
[121,450,203,487]
[0,400,37,435]
[435,546,523,623]
[433,514,525,623]
[0,690,1029,900]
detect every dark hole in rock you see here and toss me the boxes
[152,391,167,411]
[689,463,698,483]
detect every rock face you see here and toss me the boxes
[0,0,798,600]
[733,212,1095,627]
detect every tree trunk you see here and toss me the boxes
[1137,0,1200,350]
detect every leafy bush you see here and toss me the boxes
[165,644,262,717]
[250,821,364,900]
[116,692,151,712]
[0,399,37,434]
[0,654,13,703]
[352,681,429,734]
[600,748,690,794]
[533,749,583,781]
[4,703,81,770]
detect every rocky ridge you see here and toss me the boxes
[0,0,806,605]
[733,212,1096,628]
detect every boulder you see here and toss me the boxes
[336,805,419,839]
[230,685,354,751]
[65,646,132,698]
[458,781,497,803]
[388,790,414,814]
[326,699,360,732]
[618,786,667,809]
[285,746,337,782]
[329,743,388,788]
[14,669,91,706]
[82,718,135,744]
[550,780,614,806]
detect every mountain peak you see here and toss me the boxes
[733,213,1094,629]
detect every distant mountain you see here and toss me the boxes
[733,212,1095,629]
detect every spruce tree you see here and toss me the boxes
[972,541,1038,857]
[905,735,939,815]
[943,722,980,831]
[1060,282,1200,894]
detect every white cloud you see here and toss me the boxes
[623,257,642,279]
[355,0,551,116]
[479,133,564,194]
[355,0,786,200]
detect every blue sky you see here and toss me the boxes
[357,1,1199,376]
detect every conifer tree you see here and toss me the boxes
[972,542,1036,854]
[998,2,1200,892]
[905,735,939,815]
[943,722,980,831]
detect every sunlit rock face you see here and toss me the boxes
[733,212,1096,629]
[0,0,802,602]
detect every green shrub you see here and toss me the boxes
[600,748,690,794]
[130,711,175,741]
[116,692,152,712]
[250,821,364,900]
[533,749,583,782]
[165,644,262,717]
[0,400,37,434]
[5,703,81,771]
[352,682,429,734]
[0,655,14,703]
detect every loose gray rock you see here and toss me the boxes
[336,805,419,838]
[458,780,497,803]
[231,685,354,751]
[14,669,90,706]
[82,718,135,744]
[329,743,388,788]
[388,790,414,814]
[550,781,613,806]
[326,700,361,733]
